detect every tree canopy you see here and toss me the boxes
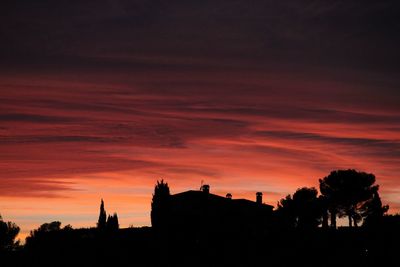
[319,169,387,227]
[277,187,322,229]
[0,214,20,251]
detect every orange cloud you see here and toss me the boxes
[0,69,399,237]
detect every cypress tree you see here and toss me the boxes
[106,212,119,231]
[97,199,107,230]
[113,212,119,230]
[151,179,171,229]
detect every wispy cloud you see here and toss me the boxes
[1,0,399,235]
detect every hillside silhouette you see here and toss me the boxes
[1,169,399,267]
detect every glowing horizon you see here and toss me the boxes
[1,0,399,243]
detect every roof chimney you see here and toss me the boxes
[256,192,263,204]
[201,184,210,194]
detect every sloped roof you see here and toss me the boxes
[171,190,274,209]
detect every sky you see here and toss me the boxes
[1,0,400,240]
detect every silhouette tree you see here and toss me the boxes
[293,187,323,229]
[276,194,296,228]
[25,221,66,249]
[63,224,73,231]
[361,190,389,227]
[33,221,62,234]
[106,212,119,231]
[97,199,107,230]
[319,169,379,228]
[26,221,62,245]
[0,214,20,251]
[151,179,170,229]
[277,187,322,229]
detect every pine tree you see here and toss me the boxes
[319,169,379,228]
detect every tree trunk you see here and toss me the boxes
[330,210,336,229]
[348,215,352,227]
[322,210,329,229]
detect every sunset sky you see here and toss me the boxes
[1,1,400,239]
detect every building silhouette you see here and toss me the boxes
[162,185,273,236]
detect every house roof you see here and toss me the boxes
[171,190,274,209]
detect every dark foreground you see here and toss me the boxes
[2,225,399,267]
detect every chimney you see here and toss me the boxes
[201,184,210,194]
[256,192,263,204]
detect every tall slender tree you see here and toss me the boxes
[113,213,119,230]
[151,179,171,229]
[97,199,107,230]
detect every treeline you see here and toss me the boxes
[274,169,389,230]
[0,169,399,267]
[0,198,120,254]
[150,169,391,231]
[0,169,396,252]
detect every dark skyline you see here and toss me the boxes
[0,1,399,238]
